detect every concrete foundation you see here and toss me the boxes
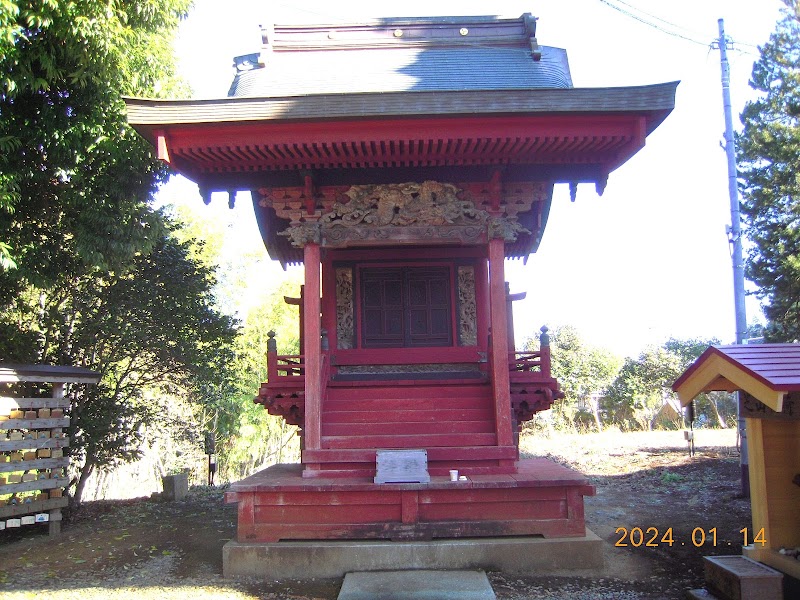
[222,529,603,579]
[338,570,496,600]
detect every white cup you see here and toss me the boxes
[449,469,459,481]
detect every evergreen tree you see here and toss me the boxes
[738,1,800,340]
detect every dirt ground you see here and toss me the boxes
[0,428,749,599]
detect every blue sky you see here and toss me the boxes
[158,0,785,357]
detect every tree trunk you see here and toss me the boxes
[71,460,95,510]
[592,402,603,433]
[709,396,728,429]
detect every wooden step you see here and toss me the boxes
[323,408,494,424]
[327,378,487,389]
[322,420,495,436]
[323,396,491,412]
[304,445,516,464]
[325,384,491,401]
[322,433,497,450]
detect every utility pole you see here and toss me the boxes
[715,18,749,497]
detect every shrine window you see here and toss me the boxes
[360,266,453,348]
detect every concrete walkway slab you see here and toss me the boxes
[338,570,496,600]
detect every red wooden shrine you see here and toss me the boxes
[127,14,675,545]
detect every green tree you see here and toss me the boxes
[216,278,303,481]
[603,337,733,430]
[524,325,621,431]
[737,1,800,340]
[604,346,685,430]
[0,1,247,505]
[0,0,191,279]
[0,226,237,505]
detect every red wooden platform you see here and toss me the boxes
[225,458,594,543]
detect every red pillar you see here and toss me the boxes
[488,237,514,448]
[303,242,322,460]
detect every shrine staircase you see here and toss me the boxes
[302,379,518,477]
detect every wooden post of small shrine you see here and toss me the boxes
[303,241,322,471]
[488,236,514,448]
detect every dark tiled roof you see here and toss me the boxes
[127,83,677,132]
[673,344,800,392]
[228,46,572,98]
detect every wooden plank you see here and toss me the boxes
[254,503,402,525]
[304,445,517,463]
[252,490,402,506]
[0,397,72,410]
[746,418,771,549]
[0,457,69,473]
[324,398,490,413]
[0,437,69,452]
[421,488,567,503]
[326,383,489,400]
[0,476,68,495]
[420,499,566,521]
[303,241,321,452]
[322,420,495,436]
[322,433,497,449]
[488,237,514,448]
[332,346,481,366]
[401,490,419,524]
[0,417,70,430]
[0,496,68,519]
[241,515,585,543]
[324,408,494,424]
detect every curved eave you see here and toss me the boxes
[126,83,677,135]
[124,84,677,191]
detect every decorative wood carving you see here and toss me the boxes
[335,267,354,350]
[272,180,538,247]
[279,222,321,247]
[322,181,486,228]
[457,266,478,346]
[487,216,530,241]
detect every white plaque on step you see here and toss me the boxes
[374,449,430,484]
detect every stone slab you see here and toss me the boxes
[162,473,188,501]
[223,530,603,579]
[374,449,430,484]
[338,570,495,600]
[686,589,723,600]
[704,555,782,600]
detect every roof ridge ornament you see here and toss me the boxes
[523,13,542,61]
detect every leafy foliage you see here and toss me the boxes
[524,325,621,430]
[737,1,800,340]
[0,1,245,505]
[0,227,237,503]
[213,278,303,482]
[603,338,734,430]
[0,0,190,277]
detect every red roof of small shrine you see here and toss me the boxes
[672,344,800,412]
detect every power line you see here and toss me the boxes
[597,0,710,46]
[609,0,708,39]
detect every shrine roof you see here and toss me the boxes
[127,83,676,132]
[228,15,571,97]
[672,344,800,412]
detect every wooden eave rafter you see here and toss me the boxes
[672,347,797,412]
[125,83,677,189]
[143,114,648,182]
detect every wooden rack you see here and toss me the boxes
[0,364,99,536]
